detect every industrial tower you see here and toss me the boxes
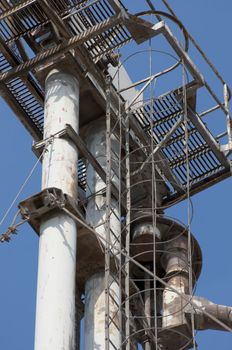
[0,1,232,349]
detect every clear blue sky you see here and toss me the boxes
[0,1,232,349]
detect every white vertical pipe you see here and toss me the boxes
[34,69,80,350]
[83,120,121,350]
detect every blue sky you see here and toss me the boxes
[0,1,232,349]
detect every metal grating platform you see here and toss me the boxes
[7,76,44,132]
[0,0,231,205]
[0,0,130,52]
[0,1,87,42]
[132,89,231,203]
[66,0,131,62]
[0,0,131,193]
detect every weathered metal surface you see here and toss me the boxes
[85,273,120,350]
[160,233,196,350]
[18,187,106,293]
[34,70,79,350]
[131,222,161,262]
[33,124,120,202]
[84,119,121,349]
[129,216,203,349]
[186,296,232,331]
[18,188,82,234]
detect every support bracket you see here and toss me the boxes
[18,187,118,293]
[18,187,86,235]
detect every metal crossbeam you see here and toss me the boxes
[187,108,230,168]
[128,111,184,193]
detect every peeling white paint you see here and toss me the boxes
[34,70,79,350]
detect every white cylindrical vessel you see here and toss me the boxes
[34,69,80,350]
[84,119,121,350]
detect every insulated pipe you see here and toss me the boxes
[34,69,79,350]
[84,119,121,350]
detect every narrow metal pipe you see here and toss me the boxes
[34,69,80,350]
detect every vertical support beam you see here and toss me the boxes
[125,113,131,350]
[34,69,80,350]
[105,75,112,350]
